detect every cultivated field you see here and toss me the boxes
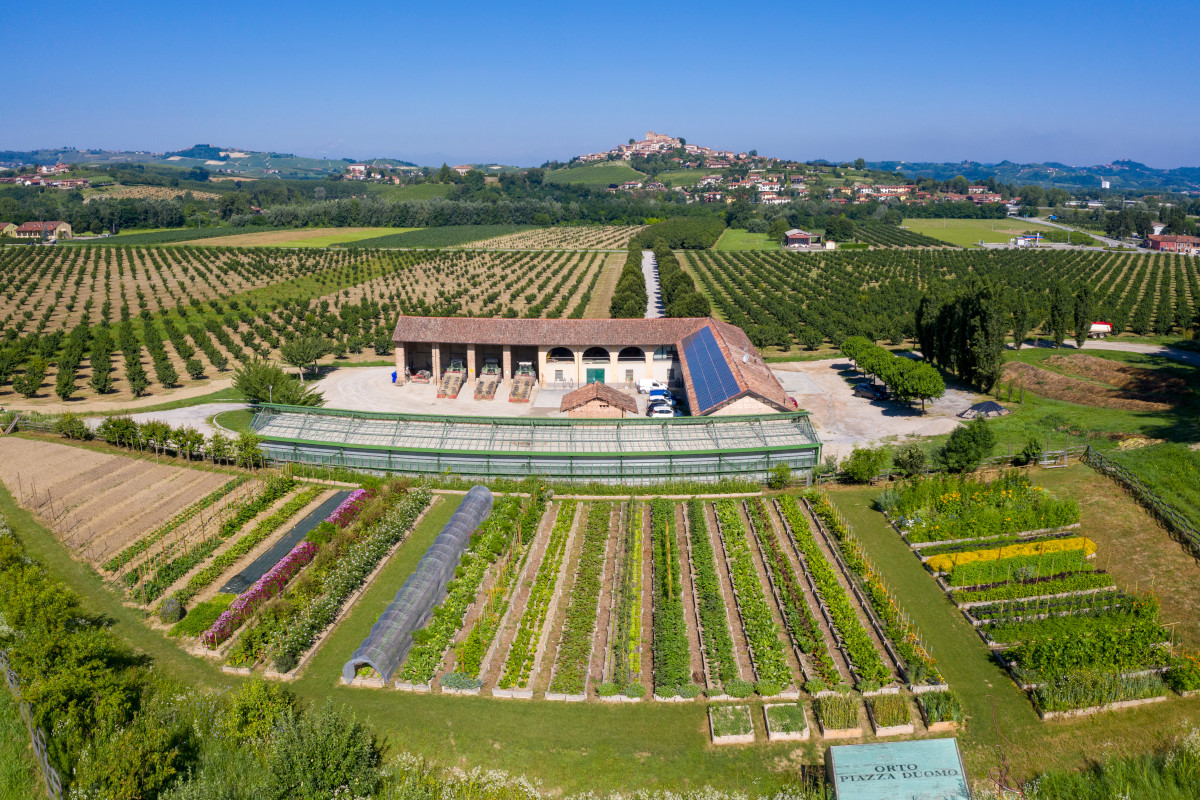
[458,225,643,250]
[177,227,409,247]
[84,184,221,202]
[0,437,234,564]
[544,163,646,187]
[684,248,1200,350]
[714,229,780,251]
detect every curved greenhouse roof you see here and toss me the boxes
[342,486,493,684]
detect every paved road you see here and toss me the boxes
[641,249,664,319]
[82,402,248,437]
[1031,217,1134,249]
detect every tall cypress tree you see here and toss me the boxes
[1050,281,1072,348]
[1073,285,1095,349]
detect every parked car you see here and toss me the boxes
[638,379,668,394]
[853,383,887,400]
[648,388,674,405]
[648,404,676,418]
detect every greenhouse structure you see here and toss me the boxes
[250,404,823,483]
[342,486,494,684]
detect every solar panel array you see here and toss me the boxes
[680,326,742,414]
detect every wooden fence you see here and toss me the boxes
[0,649,63,799]
[1083,446,1200,555]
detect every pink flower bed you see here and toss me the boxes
[201,542,318,648]
[327,488,374,528]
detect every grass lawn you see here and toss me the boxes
[903,217,1055,248]
[212,408,255,433]
[544,162,645,188]
[919,347,1200,458]
[280,227,415,247]
[826,477,1200,785]
[77,386,247,416]
[0,690,38,800]
[656,169,703,187]
[714,229,781,251]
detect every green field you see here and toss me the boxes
[280,227,416,247]
[545,162,646,188]
[367,182,452,201]
[903,217,1057,247]
[341,224,539,248]
[904,217,1105,248]
[714,228,781,251]
[656,169,704,187]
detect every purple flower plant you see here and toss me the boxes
[201,541,318,648]
[326,488,374,528]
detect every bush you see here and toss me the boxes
[724,678,754,698]
[767,463,792,490]
[597,682,620,697]
[622,682,646,698]
[233,359,324,406]
[936,418,995,472]
[1016,437,1044,466]
[841,446,888,483]
[893,442,928,476]
[266,701,381,799]
[54,413,92,441]
[159,597,185,624]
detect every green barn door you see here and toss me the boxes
[586,368,605,385]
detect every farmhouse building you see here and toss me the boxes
[559,382,639,418]
[784,229,814,248]
[0,222,16,237]
[15,221,72,240]
[391,316,794,416]
[1146,234,1200,254]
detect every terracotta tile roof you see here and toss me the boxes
[392,316,792,416]
[559,382,638,414]
[16,221,66,232]
[1148,234,1200,244]
[393,316,705,347]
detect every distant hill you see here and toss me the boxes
[870,158,1200,192]
[0,146,418,179]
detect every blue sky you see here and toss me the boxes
[4,0,1198,167]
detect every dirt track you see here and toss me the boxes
[772,360,977,460]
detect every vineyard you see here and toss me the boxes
[458,225,643,250]
[883,472,1190,716]
[0,245,618,402]
[683,248,1200,349]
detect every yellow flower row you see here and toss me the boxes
[926,536,1097,573]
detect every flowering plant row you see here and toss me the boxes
[649,499,693,695]
[498,501,576,689]
[327,488,374,528]
[747,498,840,688]
[174,486,322,604]
[950,570,1115,605]
[267,487,431,672]
[926,536,1097,574]
[805,491,941,684]
[399,496,523,683]
[894,471,1079,543]
[712,500,791,688]
[548,502,611,695]
[201,542,318,647]
[946,547,1094,587]
[686,500,737,687]
[776,496,889,686]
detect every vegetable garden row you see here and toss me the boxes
[358,491,951,734]
[881,471,1200,717]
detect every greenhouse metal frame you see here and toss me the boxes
[342,486,494,684]
[251,404,822,483]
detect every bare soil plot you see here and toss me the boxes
[0,438,231,564]
[1002,361,1176,411]
[175,227,392,247]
